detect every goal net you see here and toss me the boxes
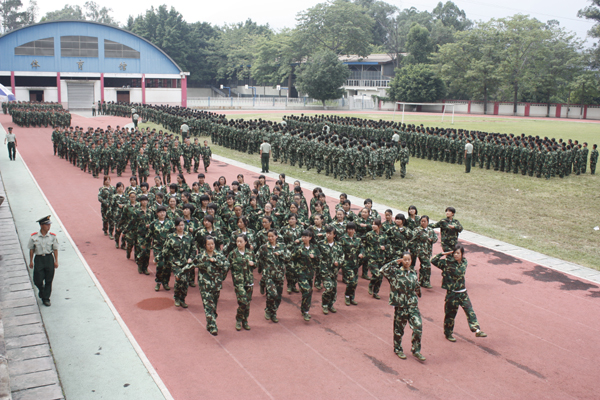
[394,102,457,124]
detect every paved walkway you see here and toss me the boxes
[0,172,63,400]
[0,122,169,399]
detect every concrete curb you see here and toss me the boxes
[0,317,11,400]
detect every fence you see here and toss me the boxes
[377,100,600,120]
[187,96,376,110]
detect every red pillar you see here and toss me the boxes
[181,75,187,108]
[100,73,104,102]
[493,102,499,115]
[56,72,61,104]
[141,74,146,104]
[555,104,562,118]
[10,71,15,97]
[467,101,471,114]
[524,103,530,117]
[583,105,588,119]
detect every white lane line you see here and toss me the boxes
[19,156,174,400]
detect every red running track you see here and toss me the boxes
[6,113,600,399]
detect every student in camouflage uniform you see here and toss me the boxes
[280,214,302,293]
[195,236,229,336]
[98,176,115,238]
[291,230,321,321]
[148,206,175,291]
[134,195,153,275]
[320,226,344,314]
[340,222,365,306]
[111,183,129,249]
[202,140,212,172]
[162,218,196,308]
[590,144,598,175]
[228,234,256,331]
[365,219,391,300]
[431,246,487,342]
[429,207,463,252]
[380,252,425,361]
[258,229,290,322]
[408,216,438,288]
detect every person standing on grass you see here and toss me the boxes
[464,139,473,173]
[431,245,487,342]
[260,137,271,173]
[590,144,598,175]
[28,216,59,307]
[4,126,16,161]
[380,252,425,361]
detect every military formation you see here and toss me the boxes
[6,101,71,128]
[51,125,213,180]
[93,153,486,360]
[99,102,595,180]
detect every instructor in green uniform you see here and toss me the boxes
[28,216,59,307]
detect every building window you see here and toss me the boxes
[61,36,98,57]
[104,39,140,59]
[15,37,54,56]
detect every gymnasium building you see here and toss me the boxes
[0,20,189,109]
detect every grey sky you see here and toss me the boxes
[34,0,596,44]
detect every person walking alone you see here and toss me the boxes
[4,126,16,160]
[28,216,59,307]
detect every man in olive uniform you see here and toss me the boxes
[28,216,59,307]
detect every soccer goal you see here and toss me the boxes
[394,102,457,124]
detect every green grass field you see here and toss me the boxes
[140,114,600,270]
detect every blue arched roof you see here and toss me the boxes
[0,20,185,74]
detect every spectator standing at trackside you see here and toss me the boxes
[28,216,59,307]
[464,139,473,173]
[260,137,271,173]
[4,126,17,161]
[92,102,96,116]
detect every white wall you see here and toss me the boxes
[145,88,181,105]
[104,88,117,103]
[130,88,142,103]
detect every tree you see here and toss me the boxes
[127,5,219,85]
[0,0,36,33]
[432,1,471,31]
[496,15,551,115]
[41,2,116,25]
[296,0,374,57]
[295,50,350,108]
[404,23,433,64]
[578,0,600,67]
[352,0,398,46]
[209,19,272,82]
[40,5,84,22]
[251,29,303,87]
[433,23,503,113]
[387,64,446,103]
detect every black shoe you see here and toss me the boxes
[43,300,51,307]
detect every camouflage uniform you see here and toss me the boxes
[340,234,364,304]
[196,249,229,334]
[380,261,423,356]
[228,249,256,324]
[431,253,482,337]
[257,243,290,319]
[429,218,463,252]
[408,226,438,287]
[291,244,321,316]
[98,185,115,236]
[148,219,175,287]
[320,240,344,311]
[162,232,196,305]
[365,230,392,296]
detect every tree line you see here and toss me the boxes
[2,0,600,109]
